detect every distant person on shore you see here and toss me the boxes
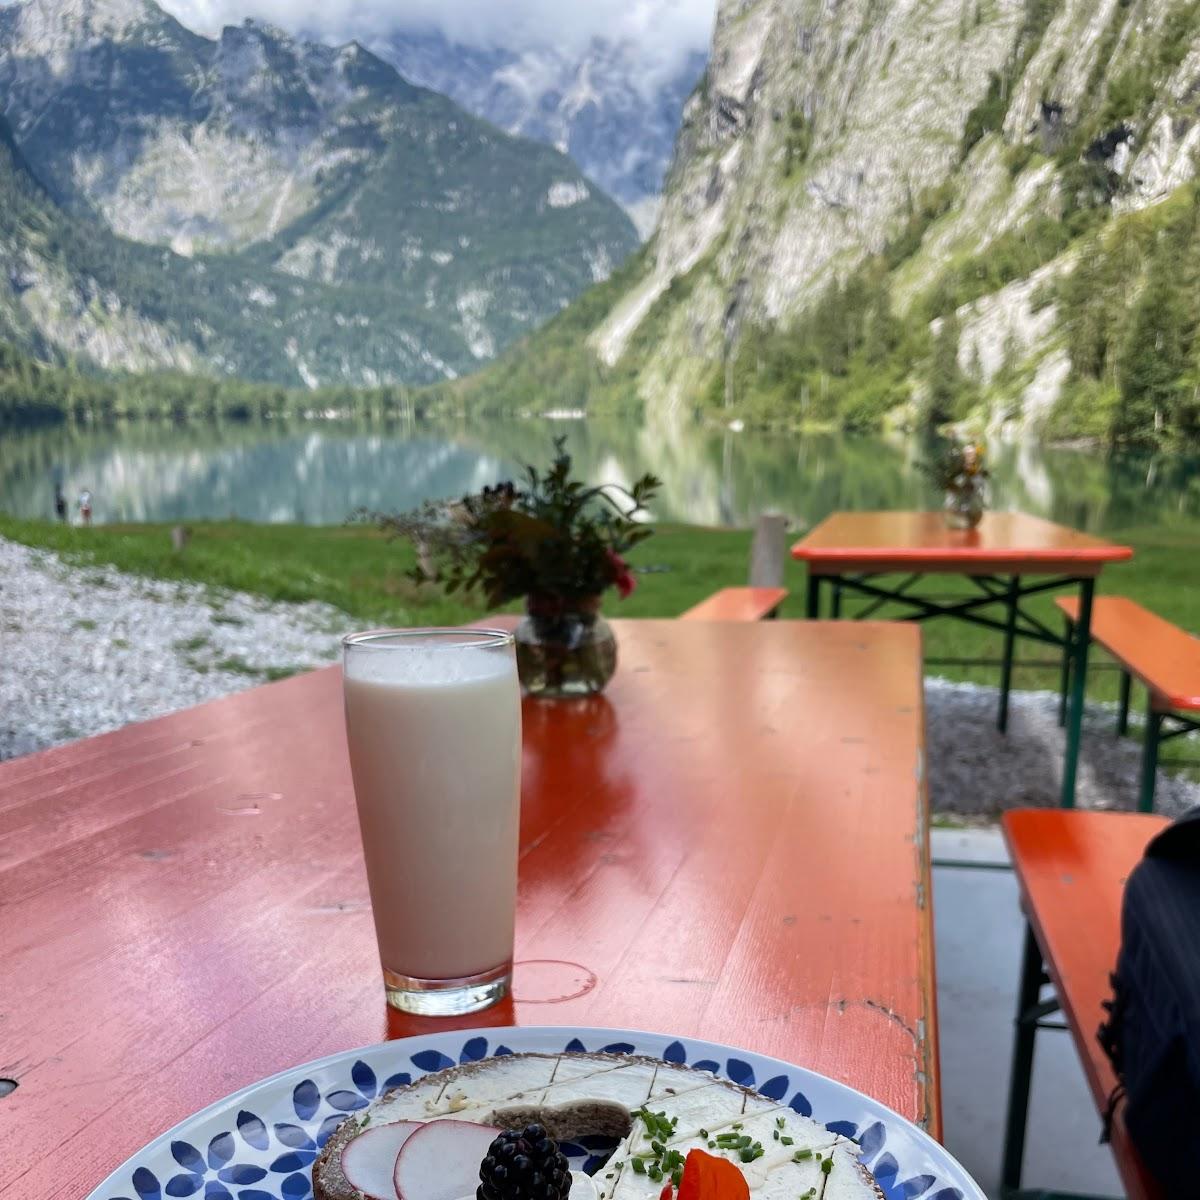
[78,489,93,527]
[54,484,67,523]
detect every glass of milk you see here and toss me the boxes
[342,628,521,1015]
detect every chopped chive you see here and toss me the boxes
[775,1117,785,1130]
[732,1123,743,1130]
[780,1136,794,1146]
[698,1128,708,1138]
[792,1148,813,1162]
[632,1160,646,1176]
[772,1130,780,1141]
[821,1158,833,1176]
[707,1141,715,1149]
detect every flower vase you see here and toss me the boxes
[944,487,985,530]
[515,594,617,698]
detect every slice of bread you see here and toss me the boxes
[312,1052,883,1200]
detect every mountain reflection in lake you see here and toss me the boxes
[1,414,1197,535]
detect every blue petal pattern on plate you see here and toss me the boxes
[98,1028,977,1200]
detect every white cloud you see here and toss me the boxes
[159,0,716,80]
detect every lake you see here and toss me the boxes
[2,414,1198,534]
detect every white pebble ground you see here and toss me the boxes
[0,536,352,760]
[2,536,1197,817]
[925,678,1199,818]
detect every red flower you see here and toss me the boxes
[608,549,636,599]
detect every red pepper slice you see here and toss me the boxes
[677,1149,750,1200]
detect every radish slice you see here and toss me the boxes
[341,1121,424,1199]
[394,1119,501,1200]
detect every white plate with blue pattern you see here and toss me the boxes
[85,1026,984,1200]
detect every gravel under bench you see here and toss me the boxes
[2,536,1197,816]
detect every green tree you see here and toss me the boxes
[1117,273,1191,438]
[928,312,965,422]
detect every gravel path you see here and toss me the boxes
[2,536,1197,817]
[0,537,352,760]
[926,678,1199,818]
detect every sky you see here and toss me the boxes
[159,0,717,75]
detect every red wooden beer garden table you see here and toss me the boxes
[0,620,938,1200]
[793,511,1133,807]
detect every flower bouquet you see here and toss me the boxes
[377,439,660,697]
[926,441,989,530]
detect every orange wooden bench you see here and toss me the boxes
[1055,596,1200,811]
[1001,809,1168,1200]
[680,586,788,621]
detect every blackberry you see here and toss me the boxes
[478,1124,571,1200]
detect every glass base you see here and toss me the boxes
[383,961,511,1015]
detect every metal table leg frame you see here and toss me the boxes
[1057,616,1073,730]
[1139,702,1164,814]
[1140,709,1200,813]
[1061,578,1095,809]
[1117,671,1132,737]
[1001,924,1119,1200]
[998,576,1021,733]
[805,573,822,619]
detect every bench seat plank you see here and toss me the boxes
[680,586,788,621]
[1056,595,1200,710]
[1003,809,1169,1200]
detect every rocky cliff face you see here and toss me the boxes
[0,0,639,384]
[516,0,1200,440]
[374,30,707,238]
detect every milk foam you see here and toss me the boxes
[345,638,515,687]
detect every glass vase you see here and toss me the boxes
[515,594,617,698]
[944,487,985,530]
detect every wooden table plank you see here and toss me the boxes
[0,620,935,1200]
[792,511,1133,575]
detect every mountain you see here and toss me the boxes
[370,31,707,238]
[0,0,638,385]
[0,102,462,384]
[464,0,1200,445]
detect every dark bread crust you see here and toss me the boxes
[858,1161,887,1199]
[312,1052,884,1200]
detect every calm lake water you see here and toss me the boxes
[2,414,1198,534]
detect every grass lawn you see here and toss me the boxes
[2,513,1198,772]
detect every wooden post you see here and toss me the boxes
[749,513,787,588]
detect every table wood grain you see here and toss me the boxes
[0,620,937,1199]
[792,511,1133,576]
